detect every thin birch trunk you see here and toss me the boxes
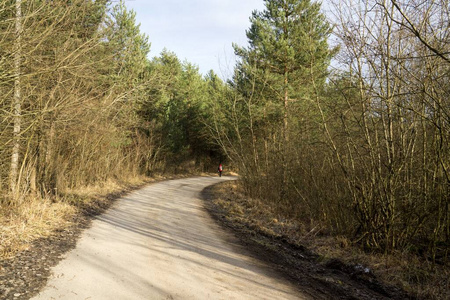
[10,0,22,197]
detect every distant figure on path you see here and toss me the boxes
[218,163,223,177]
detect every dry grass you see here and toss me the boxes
[211,180,450,300]
[309,237,449,299]
[0,197,75,259]
[62,175,148,198]
[0,175,150,260]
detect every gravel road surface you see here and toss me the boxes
[32,176,306,299]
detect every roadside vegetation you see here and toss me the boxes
[207,180,448,299]
[0,0,448,298]
[209,0,448,298]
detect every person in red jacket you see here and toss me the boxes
[218,163,223,177]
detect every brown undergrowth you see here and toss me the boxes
[208,180,449,300]
[0,197,76,259]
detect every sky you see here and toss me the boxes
[124,0,266,79]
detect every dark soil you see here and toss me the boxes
[201,183,413,300]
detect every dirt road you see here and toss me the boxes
[32,176,306,299]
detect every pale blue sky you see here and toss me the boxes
[124,0,266,78]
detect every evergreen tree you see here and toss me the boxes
[138,51,220,169]
[235,0,332,121]
[105,0,150,85]
[232,0,333,199]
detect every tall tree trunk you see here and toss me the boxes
[282,68,289,199]
[10,0,22,196]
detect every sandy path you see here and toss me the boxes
[32,176,306,300]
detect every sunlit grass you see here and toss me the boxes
[0,197,75,259]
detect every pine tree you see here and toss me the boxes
[233,0,333,198]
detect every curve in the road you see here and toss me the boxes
[32,176,306,300]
